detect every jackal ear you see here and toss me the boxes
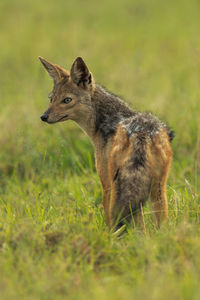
[39,56,68,84]
[70,57,93,89]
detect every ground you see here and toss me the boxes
[0,0,200,299]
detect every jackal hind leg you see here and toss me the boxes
[133,203,146,233]
[150,177,168,227]
[108,167,133,230]
[108,124,131,229]
[150,134,172,227]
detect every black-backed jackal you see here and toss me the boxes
[39,56,174,229]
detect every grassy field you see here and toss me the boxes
[0,0,200,299]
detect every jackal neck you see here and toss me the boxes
[91,85,134,142]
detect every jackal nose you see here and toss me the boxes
[40,113,48,122]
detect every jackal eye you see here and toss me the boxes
[62,97,72,104]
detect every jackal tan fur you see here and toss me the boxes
[39,56,174,229]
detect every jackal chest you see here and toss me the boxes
[94,138,113,189]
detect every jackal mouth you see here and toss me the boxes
[47,114,69,124]
[57,114,69,122]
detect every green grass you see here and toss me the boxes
[0,0,200,299]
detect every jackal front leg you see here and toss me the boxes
[102,188,111,226]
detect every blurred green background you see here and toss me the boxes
[0,0,200,299]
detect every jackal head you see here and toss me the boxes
[39,57,94,124]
